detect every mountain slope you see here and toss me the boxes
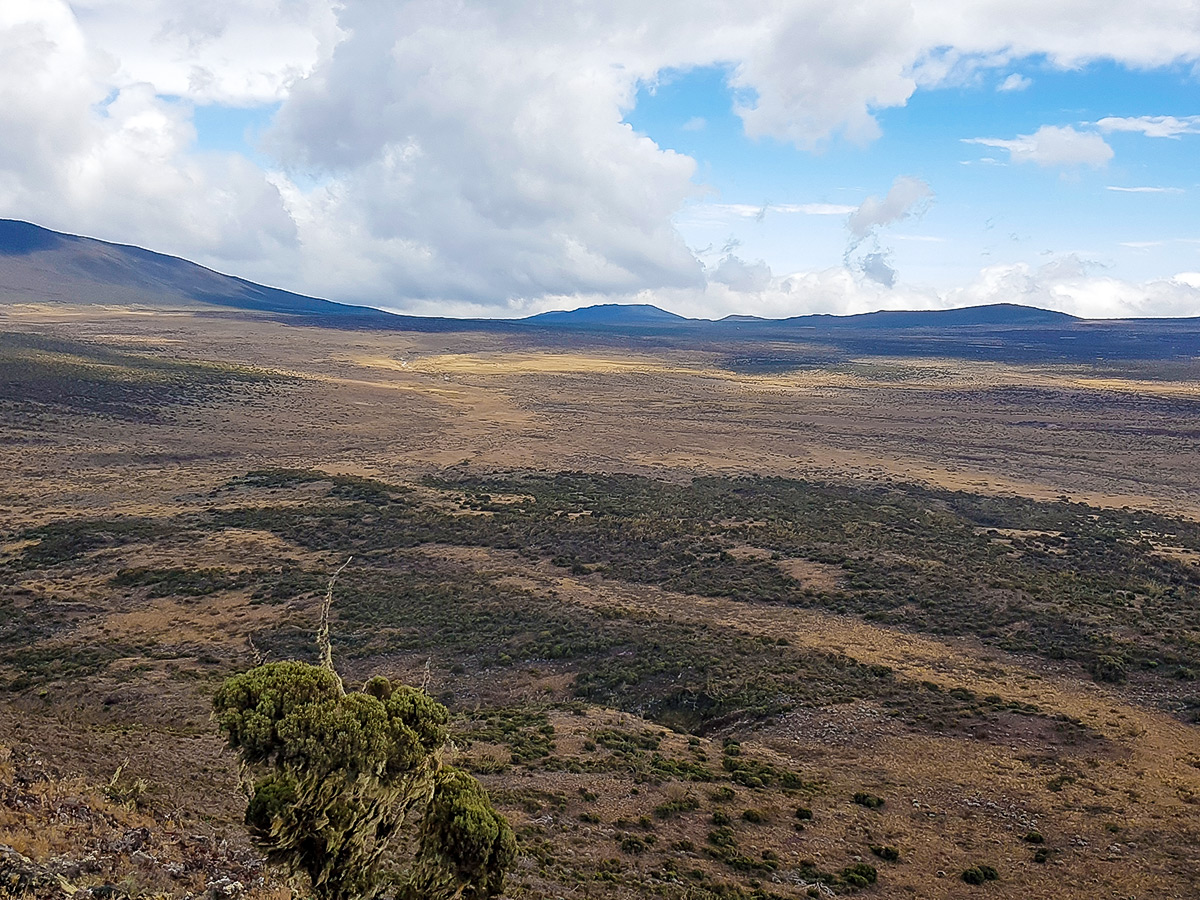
[0,219,378,318]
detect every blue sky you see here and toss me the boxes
[4,2,1200,318]
[624,60,1198,293]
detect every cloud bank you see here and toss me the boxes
[3,1,1200,317]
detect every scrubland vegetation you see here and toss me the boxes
[1,321,1198,899]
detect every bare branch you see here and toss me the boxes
[317,556,352,693]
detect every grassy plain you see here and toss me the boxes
[1,302,1198,899]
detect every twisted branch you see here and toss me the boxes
[318,556,352,693]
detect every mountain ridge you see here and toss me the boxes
[3,220,1200,364]
[0,218,1105,328]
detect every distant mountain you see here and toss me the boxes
[3,219,1199,361]
[778,303,1078,329]
[525,303,692,326]
[526,302,1077,330]
[0,219,387,319]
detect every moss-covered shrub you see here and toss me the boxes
[214,661,514,900]
[852,792,885,809]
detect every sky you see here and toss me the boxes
[2,2,1200,319]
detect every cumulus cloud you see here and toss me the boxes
[67,0,340,104]
[0,2,297,264]
[5,1,1200,313]
[964,125,1114,168]
[947,258,1200,318]
[709,255,774,292]
[1096,115,1200,138]
[264,1,711,303]
[730,0,920,148]
[846,176,934,239]
[650,256,1200,321]
[997,73,1032,92]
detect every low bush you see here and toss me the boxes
[962,864,1000,885]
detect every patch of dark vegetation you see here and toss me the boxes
[107,564,325,602]
[248,565,327,604]
[852,792,884,809]
[112,566,253,597]
[719,352,838,375]
[232,469,408,505]
[0,584,74,639]
[249,554,906,735]
[408,471,1200,692]
[0,331,290,422]
[14,517,167,567]
[456,707,557,765]
[721,740,815,791]
[199,469,1142,733]
[0,641,141,691]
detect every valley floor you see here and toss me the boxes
[1,303,1198,899]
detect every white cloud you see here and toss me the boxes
[67,0,341,104]
[4,1,1200,313]
[643,256,1200,321]
[775,203,859,215]
[681,116,707,131]
[846,176,934,239]
[1096,115,1200,138]
[0,2,296,265]
[730,0,921,148]
[948,259,1200,318]
[709,255,774,292]
[860,252,898,287]
[1120,237,1200,250]
[838,176,934,290]
[681,202,857,224]
[997,73,1032,91]
[964,125,1113,168]
[1106,185,1184,193]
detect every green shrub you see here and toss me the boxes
[962,864,1000,885]
[1089,655,1128,684]
[870,844,899,861]
[653,794,700,819]
[852,792,884,809]
[619,835,647,854]
[214,661,514,900]
[840,862,877,888]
